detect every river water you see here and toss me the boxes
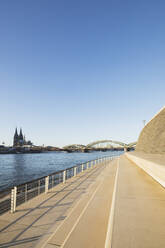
[0,151,123,191]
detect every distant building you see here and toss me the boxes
[13,128,33,147]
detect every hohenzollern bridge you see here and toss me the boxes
[62,140,136,151]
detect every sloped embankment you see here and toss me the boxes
[136,107,165,154]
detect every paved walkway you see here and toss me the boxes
[40,159,117,248]
[0,159,116,248]
[112,155,165,248]
[1,155,165,248]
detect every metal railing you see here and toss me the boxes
[0,155,117,215]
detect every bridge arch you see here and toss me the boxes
[86,140,127,148]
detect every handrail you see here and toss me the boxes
[0,156,110,193]
[0,155,118,215]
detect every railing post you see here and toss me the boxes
[82,164,84,172]
[45,176,49,193]
[14,186,17,212]
[74,167,77,177]
[11,189,14,213]
[25,184,27,201]
[63,170,66,183]
[11,186,17,213]
[87,162,89,170]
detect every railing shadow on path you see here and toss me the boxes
[0,235,41,248]
[0,163,105,248]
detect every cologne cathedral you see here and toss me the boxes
[13,128,32,147]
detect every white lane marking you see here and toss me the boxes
[61,177,104,247]
[104,157,119,248]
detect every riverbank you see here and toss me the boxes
[0,146,125,154]
[0,146,61,154]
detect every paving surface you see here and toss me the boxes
[0,159,116,248]
[1,155,165,248]
[112,155,165,248]
[42,159,117,248]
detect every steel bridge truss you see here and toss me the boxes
[63,140,137,149]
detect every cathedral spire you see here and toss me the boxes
[19,128,23,140]
[13,127,19,146]
[14,127,18,138]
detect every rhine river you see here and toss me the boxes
[0,151,123,191]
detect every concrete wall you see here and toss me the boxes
[136,107,165,154]
[126,153,165,188]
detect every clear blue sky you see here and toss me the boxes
[0,0,165,147]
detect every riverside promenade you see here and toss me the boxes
[0,155,165,247]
